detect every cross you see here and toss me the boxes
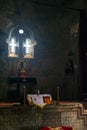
[9,38,17,53]
[23,39,31,53]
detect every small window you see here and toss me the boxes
[23,38,36,58]
[8,37,19,57]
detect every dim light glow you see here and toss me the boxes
[19,29,24,34]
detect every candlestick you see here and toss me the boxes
[23,85,26,106]
[57,86,60,104]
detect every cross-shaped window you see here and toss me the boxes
[23,39,31,54]
[9,37,17,53]
[8,37,18,57]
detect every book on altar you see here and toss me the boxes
[27,94,53,108]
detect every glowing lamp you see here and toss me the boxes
[19,29,24,34]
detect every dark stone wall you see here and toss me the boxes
[0,1,80,101]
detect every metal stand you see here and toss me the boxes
[23,85,26,106]
[57,86,60,105]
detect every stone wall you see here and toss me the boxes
[0,0,80,101]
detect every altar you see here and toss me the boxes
[6,76,87,130]
[0,102,87,130]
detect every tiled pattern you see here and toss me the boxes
[0,104,87,130]
[61,111,87,130]
[0,107,42,130]
[42,111,61,127]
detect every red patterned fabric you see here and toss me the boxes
[40,126,51,130]
[40,126,73,130]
